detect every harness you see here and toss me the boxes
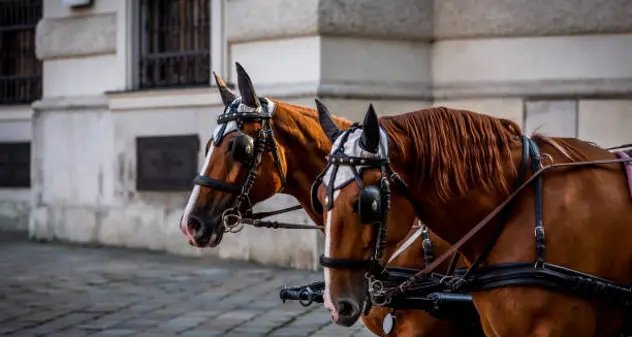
[317,123,632,329]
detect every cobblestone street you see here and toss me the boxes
[0,232,373,337]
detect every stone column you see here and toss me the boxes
[222,0,433,268]
[226,0,433,118]
[30,0,123,241]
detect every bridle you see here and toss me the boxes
[311,124,410,312]
[313,124,391,272]
[311,124,461,309]
[192,98,318,236]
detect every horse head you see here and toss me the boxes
[313,101,415,327]
[180,63,289,247]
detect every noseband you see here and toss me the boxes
[193,99,287,233]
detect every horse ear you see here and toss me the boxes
[235,62,261,109]
[213,71,237,106]
[314,99,341,143]
[360,104,380,153]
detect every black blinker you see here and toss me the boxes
[358,186,382,225]
[231,133,255,164]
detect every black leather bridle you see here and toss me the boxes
[311,124,397,314]
[193,98,287,233]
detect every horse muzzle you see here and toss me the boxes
[182,214,225,248]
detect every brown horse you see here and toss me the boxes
[179,63,473,336]
[315,101,632,337]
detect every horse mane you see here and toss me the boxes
[380,106,524,202]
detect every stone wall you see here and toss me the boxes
[25,0,632,269]
[430,0,632,146]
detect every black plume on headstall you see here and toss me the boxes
[213,71,237,106]
[315,99,342,143]
[360,104,380,153]
[235,62,261,109]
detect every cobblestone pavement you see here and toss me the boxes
[0,232,374,337]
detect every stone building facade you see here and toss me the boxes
[1,0,630,269]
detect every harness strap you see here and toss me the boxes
[421,225,434,266]
[383,155,632,300]
[267,133,287,191]
[528,138,546,266]
[239,217,322,230]
[459,262,632,308]
[250,205,303,220]
[444,252,461,277]
[193,175,242,194]
[461,136,534,281]
[320,255,374,269]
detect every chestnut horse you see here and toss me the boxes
[178,63,473,336]
[315,101,632,337]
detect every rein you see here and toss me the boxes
[224,204,322,231]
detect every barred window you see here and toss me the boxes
[0,0,43,105]
[138,0,211,89]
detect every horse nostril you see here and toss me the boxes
[187,216,203,231]
[337,299,358,318]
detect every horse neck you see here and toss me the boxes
[384,119,523,262]
[271,101,352,226]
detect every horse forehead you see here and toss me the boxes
[322,128,389,191]
[330,127,389,158]
[211,98,277,143]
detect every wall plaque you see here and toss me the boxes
[136,135,200,191]
[0,142,30,188]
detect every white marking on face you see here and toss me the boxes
[323,191,340,322]
[320,126,389,322]
[180,142,216,242]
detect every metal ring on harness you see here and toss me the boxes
[370,292,391,307]
[368,277,391,306]
[541,152,554,167]
[222,209,244,233]
[298,287,315,307]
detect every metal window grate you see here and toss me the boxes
[138,0,211,89]
[0,0,43,105]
